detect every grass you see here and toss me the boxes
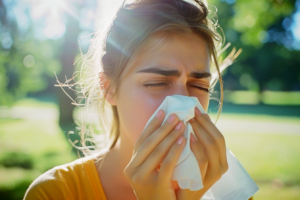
[0,98,300,199]
[254,183,300,200]
[0,116,76,199]
[209,113,300,200]
[224,132,300,184]
[224,90,300,105]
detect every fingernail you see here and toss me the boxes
[175,121,183,130]
[195,107,201,116]
[190,134,196,142]
[156,110,163,118]
[168,114,176,123]
[177,136,184,145]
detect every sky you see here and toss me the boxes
[291,0,300,42]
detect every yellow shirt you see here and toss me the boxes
[24,156,254,200]
[23,156,107,200]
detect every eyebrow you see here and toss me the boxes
[136,67,211,79]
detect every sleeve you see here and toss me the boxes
[23,170,74,200]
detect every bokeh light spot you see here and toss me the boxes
[23,55,36,68]
[245,14,256,28]
[1,32,13,49]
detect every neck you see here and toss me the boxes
[96,127,134,188]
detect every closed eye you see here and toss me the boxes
[144,83,212,94]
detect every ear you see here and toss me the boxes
[99,72,117,106]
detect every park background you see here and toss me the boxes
[0,0,299,199]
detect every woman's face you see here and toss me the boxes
[113,33,211,145]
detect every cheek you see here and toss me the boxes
[199,94,209,113]
[118,81,210,145]
[118,85,164,146]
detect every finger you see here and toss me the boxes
[134,109,165,154]
[190,134,208,181]
[194,108,228,173]
[189,119,219,168]
[158,135,186,183]
[139,121,185,176]
[130,113,180,168]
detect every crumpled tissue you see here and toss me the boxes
[143,95,259,200]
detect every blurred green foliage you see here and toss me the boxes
[0,0,300,107]
[0,0,63,105]
[230,0,294,46]
[0,38,62,105]
[210,0,300,93]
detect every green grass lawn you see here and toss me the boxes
[0,98,300,200]
[224,132,300,200]
[0,111,77,199]
[209,113,300,200]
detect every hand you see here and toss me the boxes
[123,110,186,200]
[176,107,228,200]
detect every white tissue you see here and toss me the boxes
[143,95,259,200]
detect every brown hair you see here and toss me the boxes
[64,0,241,156]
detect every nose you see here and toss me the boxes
[171,82,189,97]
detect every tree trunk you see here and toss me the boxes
[57,9,81,157]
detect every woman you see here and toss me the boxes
[24,0,250,199]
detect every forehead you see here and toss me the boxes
[122,33,211,79]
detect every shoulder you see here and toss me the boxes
[23,156,97,200]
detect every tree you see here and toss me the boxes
[210,0,299,94]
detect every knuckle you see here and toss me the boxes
[172,142,181,151]
[165,130,181,144]
[215,169,223,180]
[152,146,164,157]
[144,135,155,147]
[171,129,183,138]
[123,171,129,179]
[163,116,178,127]
[192,139,202,147]
[207,139,217,148]
[123,167,129,176]
[223,162,229,173]
[123,170,132,181]
[131,173,144,184]
[200,155,208,165]
[196,114,208,121]
[123,165,134,178]
[191,141,203,152]
[191,143,208,164]
[216,174,222,181]
[162,156,173,166]
[159,124,172,135]
[217,133,225,143]
[162,146,178,166]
